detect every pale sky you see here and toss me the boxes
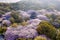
[0,0,60,3]
[0,0,21,3]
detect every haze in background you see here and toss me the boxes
[15,0,60,11]
[0,0,60,11]
[0,0,21,3]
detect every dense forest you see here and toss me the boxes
[0,0,60,40]
[1,0,60,12]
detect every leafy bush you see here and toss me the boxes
[36,21,57,40]
[0,27,7,34]
[16,38,33,40]
[5,34,18,40]
[21,21,28,26]
[18,28,38,38]
[10,11,23,23]
[28,10,37,19]
[9,17,15,23]
[27,38,33,40]
[0,27,3,34]
[46,14,60,28]
[2,27,7,33]
[12,23,18,27]
[16,38,26,40]
[34,36,47,40]
[56,30,60,40]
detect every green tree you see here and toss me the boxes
[36,21,57,40]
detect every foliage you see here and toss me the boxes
[56,30,60,40]
[9,17,15,23]
[30,11,37,19]
[18,28,38,38]
[12,23,18,27]
[0,3,12,14]
[27,38,33,40]
[2,27,7,33]
[36,21,57,40]
[5,34,18,40]
[34,36,47,40]
[0,27,3,34]
[46,14,57,22]
[10,11,23,23]
[46,14,60,28]
[17,38,33,40]
[0,3,20,14]
[0,27,7,34]
[16,38,26,40]
[21,21,28,26]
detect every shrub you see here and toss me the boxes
[34,36,47,40]
[16,38,26,40]
[5,34,18,40]
[21,21,28,26]
[29,10,37,19]
[10,11,23,23]
[56,30,60,40]
[2,27,7,33]
[0,27,7,34]
[9,17,15,23]
[30,12,37,19]
[16,38,33,40]
[12,23,18,27]
[18,28,38,38]
[27,38,33,40]
[2,20,11,27]
[36,21,57,40]
[0,27,3,34]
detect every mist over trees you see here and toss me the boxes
[1,0,60,12]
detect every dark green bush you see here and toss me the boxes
[0,27,3,34]
[36,21,57,40]
[10,11,23,23]
[0,27,7,34]
[56,30,60,40]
